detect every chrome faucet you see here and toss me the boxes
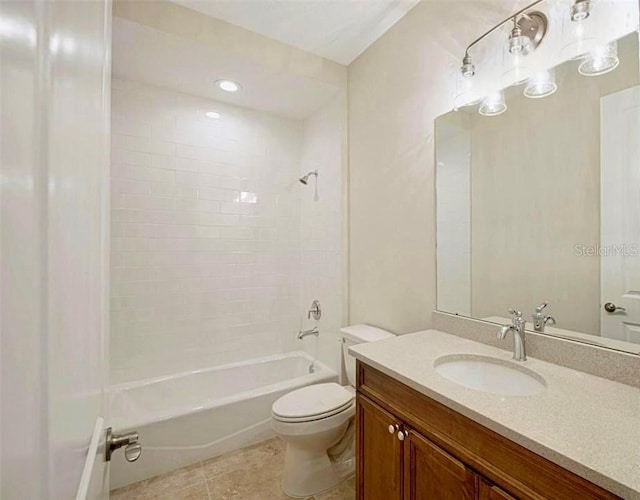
[297,326,319,340]
[497,309,527,361]
[532,302,556,332]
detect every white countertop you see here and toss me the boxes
[349,329,640,499]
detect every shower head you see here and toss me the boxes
[299,170,318,185]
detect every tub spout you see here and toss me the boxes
[298,327,319,340]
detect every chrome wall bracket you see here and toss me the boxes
[517,11,548,52]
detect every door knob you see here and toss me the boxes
[604,302,626,313]
[397,430,408,441]
[105,427,142,462]
[388,424,399,434]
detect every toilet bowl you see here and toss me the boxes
[271,324,395,498]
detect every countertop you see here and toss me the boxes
[349,329,640,499]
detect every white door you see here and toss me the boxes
[0,0,112,498]
[600,85,640,344]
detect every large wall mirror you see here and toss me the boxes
[436,1,640,354]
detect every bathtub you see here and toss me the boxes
[110,351,337,489]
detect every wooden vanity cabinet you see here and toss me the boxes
[356,361,620,500]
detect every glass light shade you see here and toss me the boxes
[479,91,507,116]
[502,50,530,88]
[578,40,619,76]
[454,70,482,110]
[508,34,533,56]
[524,69,558,98]
[561,1,598,60]
[570,0,591,22]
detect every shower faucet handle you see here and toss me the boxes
[307,300,322,320]
[105,427,142,463]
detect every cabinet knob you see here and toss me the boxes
[388,424,399,434]
[397,430,408,441]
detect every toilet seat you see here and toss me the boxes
[272,383,354,423]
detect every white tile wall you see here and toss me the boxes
[110,79,309,383]
[297,94,345,373]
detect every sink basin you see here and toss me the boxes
[434,354,546,397]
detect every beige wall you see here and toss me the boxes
[113,0,346,88]
[347,1,530,334]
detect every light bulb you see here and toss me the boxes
[461,54,476,78]
[571,0,591,22]
[524,69,558,98]
[508,23,533,56]
[215,79,241,92]
[578,41,619,76]
[479,91,507,116]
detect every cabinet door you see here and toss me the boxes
[356,394,403,500]
[479,479,516,500]
[404,430,477,500]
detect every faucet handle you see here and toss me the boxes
[535,302,549,313]
[307,300,321,320]
[508,308,522,318]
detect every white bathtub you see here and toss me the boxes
[110,351,337,489]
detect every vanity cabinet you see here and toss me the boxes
[356,361,620,500]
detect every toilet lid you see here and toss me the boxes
[272,383,354,420]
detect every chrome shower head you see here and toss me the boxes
[299,170,318,185]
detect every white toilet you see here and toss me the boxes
[271,324,395,498]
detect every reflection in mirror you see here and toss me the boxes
[436,31,640,354]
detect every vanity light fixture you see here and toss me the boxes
[578,41,619,76]
[524,69,558,98]
[459,0,548,79]
[205,111,221,119]
[215,79,241,92]
[479,91,507,116]
[571,0,592,22]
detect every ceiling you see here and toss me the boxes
[171,0,421,65]
[112,17,342,119]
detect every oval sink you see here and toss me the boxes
[434,354,546,397]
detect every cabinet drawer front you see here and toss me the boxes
[357,362,619,500]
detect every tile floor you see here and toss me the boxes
[110,438,355,500]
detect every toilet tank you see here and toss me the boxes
[341,324,395,387]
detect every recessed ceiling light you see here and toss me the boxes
[215,79,241,92]
[205,111,221,119]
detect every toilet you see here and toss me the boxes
[271,324,395,498]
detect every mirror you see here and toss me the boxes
[436,31,640,354]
